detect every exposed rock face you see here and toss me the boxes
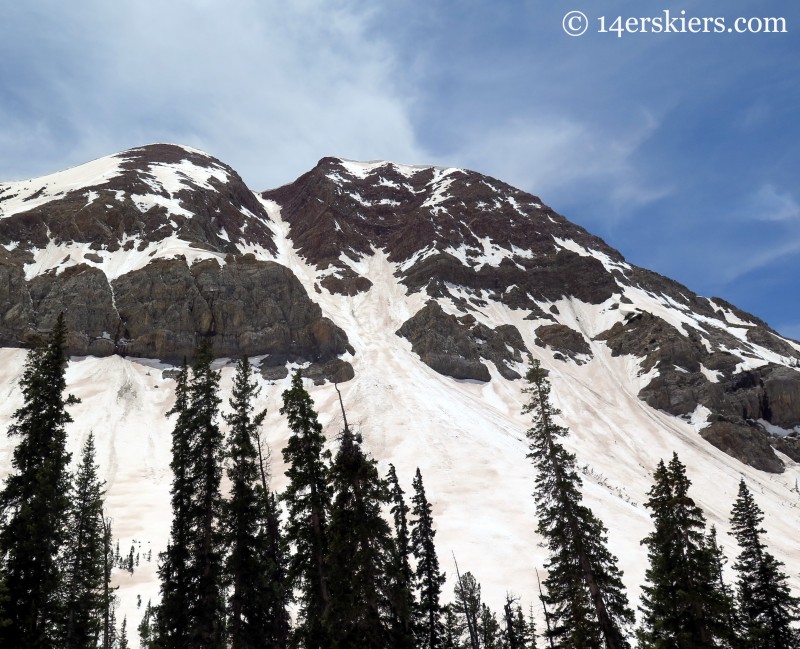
[30,265,119,356]
[597,312,800,472]
[535,324,592,364]
[396,301,526,381]
[0,255,355,383]
[700,419,785,473]
[111,256,354,366]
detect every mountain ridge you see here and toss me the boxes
[1,144,798,640]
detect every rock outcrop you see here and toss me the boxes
[396,301,526,381]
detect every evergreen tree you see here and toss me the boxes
[280,369,332,649]
[118,616,130,649]
[454,570,481,649]
[62,433,107,649]
[730,479,799,648]
[638,454,731,648]
[480,603,503,649]
[387,463,417,649]
[101,515,117,649]
[156,358,194,647]
[523,360,633,649]
[504,596,536,649]
[442,605,462,649]
[223,355,290,648]
[185,346,226,649]
[0,313,79,646]
[157,348,226,648]
[138,600,158,649]
[410,467,446,648]
[324,408,394,648]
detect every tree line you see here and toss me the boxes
[0,320,797,648]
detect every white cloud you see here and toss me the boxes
[0,0,428,188]
[450,110,670,215]
[752,184,800,222]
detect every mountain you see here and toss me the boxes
[1,144,798,632]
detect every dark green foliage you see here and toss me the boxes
[387,463,417,649]
[157,358,193,647]
[223,356,290,648]
[410,467,446,648]
[441,605,461,649]
[523,360,633,649]
[730,479,799,648]
[0,313,79,647]
[480,603,503,649]
[638,454,734,648]
[157,348,226,648]
[504,596,537,649]
[280,369,332,649]
[62,434,107,648]
[454,570,481,649]
[118,616,130,649]
[138,600,158,649]
[186,346,226,648]
[101,516,117,649]
[325,417,394,648]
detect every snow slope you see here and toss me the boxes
[0,157,798,646]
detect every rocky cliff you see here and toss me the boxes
[2,146,799,471]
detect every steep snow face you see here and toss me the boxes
[1,150,799,647]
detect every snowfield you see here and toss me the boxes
[0,164,798,646]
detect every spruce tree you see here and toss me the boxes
[62,433,107,649]
[280,369,332,649]
[387,463,417,649]
[638,454,731,648]
[454,570,482,649]
[156,358,194,647]
[480,603,503,649]
[441,605,462,649]
[118,616,130,649]
[223,355,289,648]
[410,467,446,648]
[730,479,799,648]
[157,348,226,649]
[504,596,536,649]
[186,346,226,649]
[523,360,633,649]
[324,408,394,648]
[0,313,79,646]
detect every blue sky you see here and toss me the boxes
[2,1,799,337]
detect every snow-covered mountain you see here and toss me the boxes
[1,144,798,636]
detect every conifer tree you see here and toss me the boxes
[281,369,332,649]
[481,603,503,649]
[186,346,226,648]
[157,348,226,648]
[441,605,462,649]
[387,463,416,649]
[454,570,481,649]
[523,360,633,649]
[101,515,117,649]
[504,596,536,649]
[324,396,394,648]
[730,479,799,648]
[0,313,79,646]
[138,600,158,649]
[156,358,194,647]
[118,616,130,649]
[410,467,446,648]
[638,454,731,648]
[223,355,289,648]
[62,433,107,648]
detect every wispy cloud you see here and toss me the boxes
[0,1,428,187]
[452,110,670,216]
